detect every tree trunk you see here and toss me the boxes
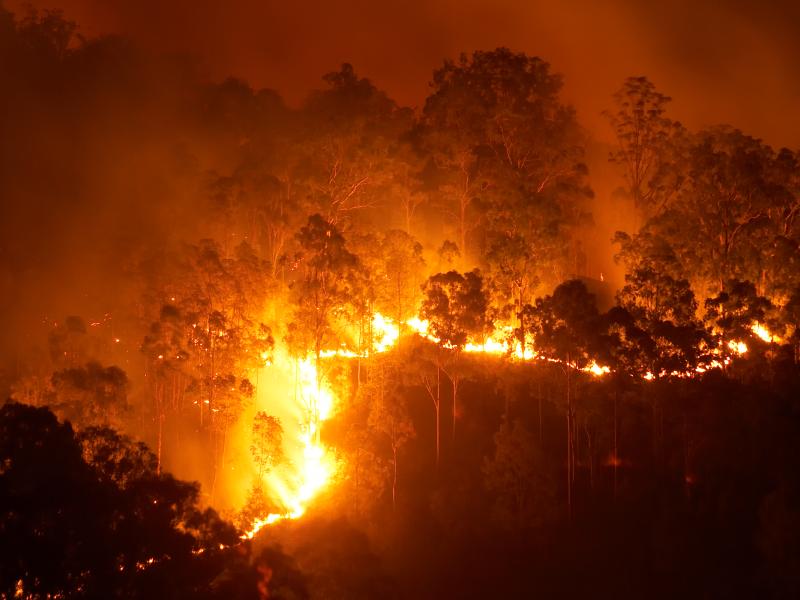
[315,346,322,445]
[566,358,572,522]
[585,424,593,492]
[538,381,543,444]
[156,382,163,475]
[451,374,459,444]
[436,364,441,470]
[613,389,618,502]
[392,444,398,512]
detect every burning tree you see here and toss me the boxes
[288,214,366,440]
[250,411,285,477]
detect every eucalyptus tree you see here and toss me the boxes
[518,279,601,518]
[605,76,686,221]
[420,269,489,464]
[421,48,592,282]
[288,215,366,440]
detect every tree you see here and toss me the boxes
[485,229,539,326]
[782,285,800,362]
[420,269,489,463]
[518,279,601,518]
[300,63,412,224]
[704,279,775,348]
[605,76,685,220]
[617,266,697,327]
[140,239,273,496]
[376,229,426,329]
[141,304,193,471]
[238,481,278,532]
[421,269,490,348]
[0,403,241,598]
[676,129,776,291]
[422,48,591,270]
[366,355,415,510]
[289,214,365,441]
[615,265,708,376]
[201,83,305,273]
[483,419,555,528]
[49,361,129,429]
[250,411,284,477]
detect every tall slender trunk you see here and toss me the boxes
[436,364,441,470]
[458,166,470,263]
[451,374,459,444]
[315,346,322,445]
[585,424,594,492]
[392,444,398,512]
[538,381,543,444]
[683,413,690,499]
[566,358,572,522]
[422,364,442,472]
[613,389,618,502]
[208,331,215,425]
[156,382,163,475]
[652,388,659,465]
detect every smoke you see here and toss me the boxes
[8,0,799,148]
[0,6,204,386]
[2,0,797,377]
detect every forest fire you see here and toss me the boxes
[752,322,780,343]
[241,311,618,537]
[240,351,338,539]
[243,305,768,536]
[2,3,800,598]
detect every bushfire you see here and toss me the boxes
[240,312,778,539]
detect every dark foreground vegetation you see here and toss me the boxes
[2,5,800,599]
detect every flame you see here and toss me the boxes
[405,316,436,342]
[242,429,335,539]
[242,309,773,537]
[751,322,780,343]
[728,340,748,355]
[372,312,400,353]
[464,332,509,354]
[241,350,337,540]
[584,361,611,377]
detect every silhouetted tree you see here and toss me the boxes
[420,269,489,461]
[250,411,284,477]
[483,419,556,528]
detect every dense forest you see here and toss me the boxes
[2,5,800,599]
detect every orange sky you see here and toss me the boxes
[8,0,800,148]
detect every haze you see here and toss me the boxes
[11,0,800,148]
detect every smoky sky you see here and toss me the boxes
[9,0,800,148]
